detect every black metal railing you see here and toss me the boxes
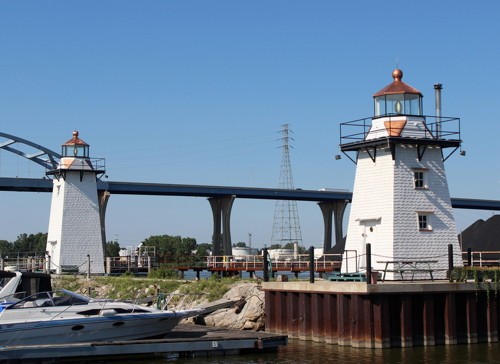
[339,115,461,146]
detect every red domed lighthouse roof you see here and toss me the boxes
[373,69,422,97]
[63,131,88,146]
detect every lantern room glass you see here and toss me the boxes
[62,144,89,158]
[374,94,422,117]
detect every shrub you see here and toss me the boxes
[176,275,234,302]
[148,267,179,279]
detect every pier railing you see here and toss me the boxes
[4,250,498,277]
[0,257,45,272]
[206,254,341,273]
[462,250,500,267]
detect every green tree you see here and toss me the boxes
[105,241,121,257]
[141,234,198,261]
[195,243,212,260]
[12,233,47,257]
[142,235,172,257]
[283,242,307,254]
[176,237,197,258]
[0,240,13,257]
[233,242,247,248]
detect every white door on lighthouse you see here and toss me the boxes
[357,218,380,271]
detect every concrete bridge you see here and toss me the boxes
[1,131,500,260]
[1,176,499,256]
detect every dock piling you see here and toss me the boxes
[309,246,315,283]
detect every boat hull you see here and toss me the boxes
[0,312,184,346]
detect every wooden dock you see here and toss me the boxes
[0,324,287,362]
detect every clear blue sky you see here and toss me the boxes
[0,1,498,249]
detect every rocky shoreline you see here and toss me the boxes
[52,277,266,331]
[174,282,265,331]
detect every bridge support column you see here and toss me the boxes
[318,200,348,253]
[98,190,111,255]
[208,195,235,256]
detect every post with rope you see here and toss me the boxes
[87,254,91,279]
[448,244,453,282]
[46,255,51,274]
[309,246,315,283]
[106,257,111,275]
[366,243,372,285]
[263,247,269,282]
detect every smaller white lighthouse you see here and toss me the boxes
[46,131,106,274]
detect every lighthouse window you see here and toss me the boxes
[414,171,424,188]
[413,169,428,189]
[417,213,432,231]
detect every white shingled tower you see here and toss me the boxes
[340,69,463,279]
[46,131,106,274]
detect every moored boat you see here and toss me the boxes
[0,270,52,311]
[0,289,200,346]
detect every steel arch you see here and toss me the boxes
[0,132,61,170]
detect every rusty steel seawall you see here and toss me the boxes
[262,281,499,348]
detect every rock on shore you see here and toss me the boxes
[175,282,265,331]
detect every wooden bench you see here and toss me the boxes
[60,265,79,273]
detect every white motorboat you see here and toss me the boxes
[0,271,23,301]
[0,270,52,309]
[0,289,200,346]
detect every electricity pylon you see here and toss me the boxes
[270,124,303,247]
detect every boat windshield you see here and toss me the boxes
[0,291,25,303]
[6,290,90,309]
[0,276,13,290]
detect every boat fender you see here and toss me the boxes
[100,309,117,317]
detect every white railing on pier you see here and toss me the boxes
[463,250,500,267]
[0,257,46,272]
[206,254,342,272]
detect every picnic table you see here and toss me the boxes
[377,260,438,281]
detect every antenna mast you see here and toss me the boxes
[271,124,303,247]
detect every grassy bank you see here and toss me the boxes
[51,274,239,302]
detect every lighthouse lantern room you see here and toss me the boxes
[46,131,106,274]
[373,69,423,117]
[340,69,463,280]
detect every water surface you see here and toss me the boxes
[80,339,500,364]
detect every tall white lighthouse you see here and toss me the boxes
[341,69,463,279]
[46,131,106,274]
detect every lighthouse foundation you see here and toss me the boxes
[263,281,499,348]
